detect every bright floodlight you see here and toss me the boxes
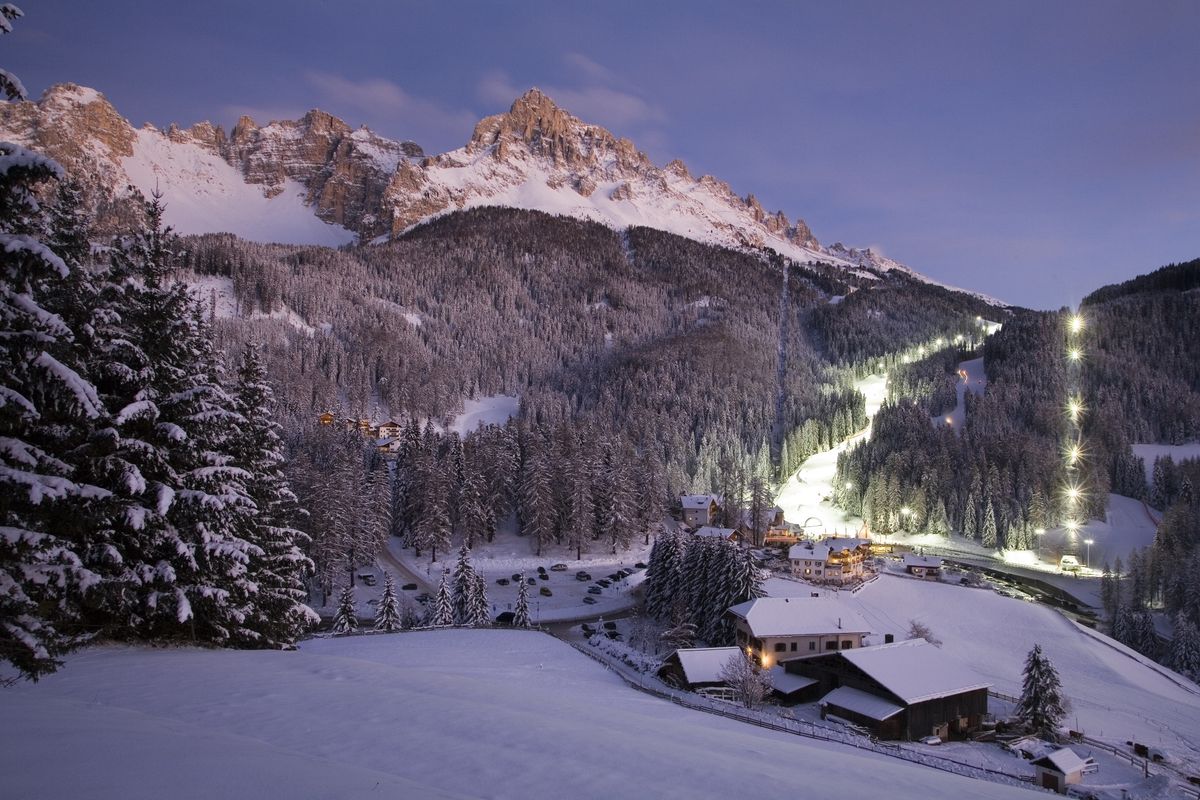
[1064,518,1081,533]
[844,481,854,491]
[1068,347,1082,361]
[1064,485,1083,504]
[1067,397,1085,421]
[1069,314,1084,334]
[1084,538,1094,545]
[1034,527,1046,535]
[1066,443,1083,465]
[946,416,953,425]
[900,506,912,516]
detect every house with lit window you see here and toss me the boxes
[726,596,871,669]
[788,537,872,583]
[901,554,943,579]
[681,494,722,527]
[693,526,741,544]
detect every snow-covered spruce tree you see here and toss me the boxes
[981,496,998,549]
[455,464,486,549]
[374,572,402,633]
[1017,643,1067,737]
[1169,613,1200,681]
[468,571,490,627]
[0,138,104,680]
[230,343,318,645]
[332,584,358,635]
[518,435,555,556]
[451,543,478,625]
[425,569,454,627]
[513,574,531,628]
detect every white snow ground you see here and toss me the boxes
[123,128,356,246]
[1132,443,1200,485]
[448,393,521,436]
[766,575,1200,772]
[0,630,1042,800]
[774,372,889,535]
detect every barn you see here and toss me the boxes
[784,639,990,740]
[657,647,742,691]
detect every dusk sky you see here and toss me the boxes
[8,0,1199,307]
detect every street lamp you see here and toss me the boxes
[900,506,912,533]
[1069,314,1084,335]
[1034,527,1045,559]
[1084,538,1093,569]
[1066,397,1084,422]
[1068,347,1082,362]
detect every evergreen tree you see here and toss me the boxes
[0,138,101,679]
[1017,643,1067,736]
[1168,614,1200,681]
[332,585,358,635]
[962,492,978,539]
[451,543,478,625]
[981,496,998,549]
[230,343,319,645]
[374,572,402,632]
[519,436,555,556]
[927,498,950,536]
[468,571,490,626]
[426,570,454,627]
[513,574,532,628]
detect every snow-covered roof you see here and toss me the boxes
[681,494,719,510]
[374,437,397,447]
[694,526,737,539]
[902,554,943,569]
[838,639,989,704]
[822,537,872,551]
[767,665,818,695]
[821,686,904,721]
[1031,747,1087,775]
[789,543,832,561]
[726,597,871,638]
[669,647,742,685]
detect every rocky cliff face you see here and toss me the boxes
[1,83,834,264]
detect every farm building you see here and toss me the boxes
[657,647,742,691]
[1030,747,1088,794]
[727,597,871,669]
[785,639,990,740]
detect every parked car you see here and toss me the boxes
[587,586,602,595]
[539,587,553,597]
[414,593,432,604]
[527,577,537,585]
[575,572,592,581]
[597,579,611,588]
[511,573,522,582]
[582,596,597,605]
[919,736,942,746]
[496,578,510,586]
[538,573,550,580]
[536,566,547,574]
[494,611,515,626]
[402,583,417,591]
[550,563,568,571]
[357,573,377,587]
[634,562,647,569]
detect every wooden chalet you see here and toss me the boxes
[657,647,742,691]
[693,526,741,544]
[785,639,990,740]
[317,411,335,426]
[901,554,943,579]
[1031,747,1088,794]
[680,494,721,527]
[788,537,872,583]
[727,596,870,669]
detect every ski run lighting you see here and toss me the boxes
[1069,313,1085,334]
[1068,347,1083,361]
[1067,397,1085,421]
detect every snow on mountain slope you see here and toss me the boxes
[0,631,1039,800]
[123,128,355,246]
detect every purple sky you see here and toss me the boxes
[8,1,1199,307]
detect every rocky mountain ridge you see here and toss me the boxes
[0,82,996,299]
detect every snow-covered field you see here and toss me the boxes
[766,575,1200,771]
[1133,443,1200,484]
[448,393,521,436]
[0,630,1043,800]
[774,372,889,534]
[124,128,356,246]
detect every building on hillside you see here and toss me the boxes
[735,505,787,547]
[318,411,335,426]
[681,494,721,527]
[377,420,403,439]
[726,596,871,669]
[901,554,943,578]
[767,664,819,705]
[693,526,741,544]
[763,524,801,546]
[788,537,872,583]
[657,647,743,691]
[785,638,990,740]
[374,436,400,454]
[1030,747,1088,794]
